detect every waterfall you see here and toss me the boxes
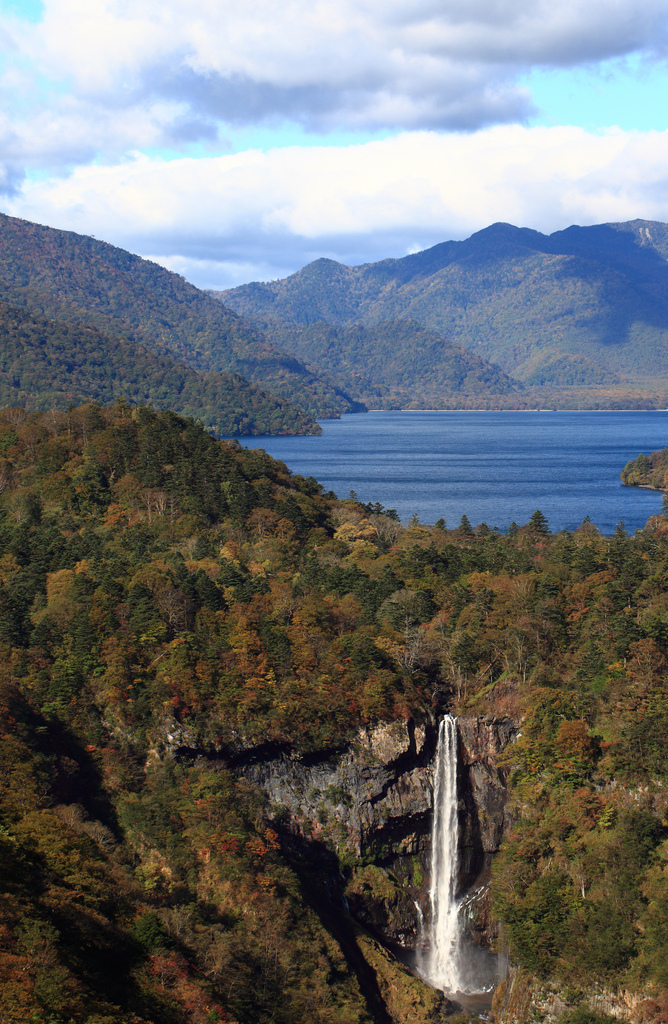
[418,714,462,992]
[415,714,501,997]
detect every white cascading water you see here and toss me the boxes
[417,714,462,992]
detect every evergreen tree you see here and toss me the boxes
[528,509,550,535]
[459,513,474,536]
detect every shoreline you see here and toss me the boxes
[363,407,668,414]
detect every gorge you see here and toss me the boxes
[3,402,668,1024]
[211,711,516,1011]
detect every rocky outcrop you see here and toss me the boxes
[354,928,452,1023]
[456,715,517,947]
[218,713,518,953]
[241,717,436,859]
[458,715,516,863]
[494,966,651,1024]
[229,714,516,865]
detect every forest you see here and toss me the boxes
[0,299,319,438]
[622,448,668,493]
[1,401,668,1023]
[0,212,363,423]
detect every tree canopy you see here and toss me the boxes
[1,401,668,1021]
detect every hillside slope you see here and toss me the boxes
[0,213,363,419]
[0,299,318,436]
[216,219,668,387]
[2,401,668,1021]
[252,317,524,408]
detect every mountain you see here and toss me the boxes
[249,317,523,408]
[0,212,363,420]
[215,219,668,391]
[0,298,318,436]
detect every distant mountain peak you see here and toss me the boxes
[215,218,668,395]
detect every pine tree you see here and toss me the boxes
[528,509,550,535]
[459,514,474,536]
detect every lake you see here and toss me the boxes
[239,410,668,534]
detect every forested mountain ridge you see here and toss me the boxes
[0,212,363,421]
[247,318,524,409]
[0,298,319,436]
[3,211,661,414]
[2,400,668,1021]
[215,219,668,395]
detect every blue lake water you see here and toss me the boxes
[240,411,668,534]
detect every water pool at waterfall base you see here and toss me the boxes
[412,933,502,1006]
[403,938,503,1011]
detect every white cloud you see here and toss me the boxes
[7,124,668,288]
[33,0,668,90]
[1,0,667,170]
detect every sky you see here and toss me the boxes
[2,1,668,289]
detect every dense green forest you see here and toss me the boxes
[621,447,668,492]
[0,213,363,421]
[216,219,668,403]
[248,317,668,411]
[248,319,522,409]
[2,402,668,1022]
[0,299,319,437]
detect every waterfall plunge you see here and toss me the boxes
[416,714,501,998]
[418,714,462,992]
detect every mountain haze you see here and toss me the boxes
[216,219,668,393]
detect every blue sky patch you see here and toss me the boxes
[0,0,43,23]
[524,57,668,133]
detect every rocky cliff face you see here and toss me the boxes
[212,713,518,953]
[494,966,650,1024]
[241,717,435,860]
[457,716,517,948]
[226,715,517,861]
[458,715,516,872]
[162,710,517,1013]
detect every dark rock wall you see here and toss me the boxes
[457,715,517,946]
[458,715,516,867]
[241,717,436,860]
[218,713,517,954]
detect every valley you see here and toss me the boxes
[2,215,668,1024]
[1,401,668,1023]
